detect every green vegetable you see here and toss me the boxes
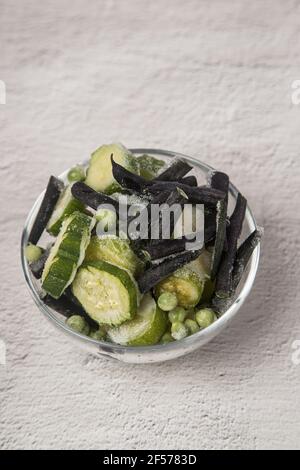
[168,306,187,323]
[28,175,64,244]
[160,332,174,344]
[187,249,212,281]
[85,236,144,276]
[157,292,178,311]
[42,211,95,299]
[66,315,90,335]
[107,294,167,346]
[85,143,139,194]
[184,250,215,303]
[25,243,43,263]
[47,185,85,236]
[155,268,204,308]
[155,250,211,309]
[89,328,106,340]
[67,165,86,183]
[72,260,139,326]
[195,308,216,329]
[137,154,165,180]
[171,321,188,340]
[184,319,200,335]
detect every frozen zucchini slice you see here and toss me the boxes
[41,212,95,299]
[154,268,204,308]
[137,154,165,180]
[85,236,144,276]
[186,250,215,302]
[85,143,139,194]
[187,250,212,281]
[47,184,85,236]
[107,294,167,346]
[72,260,139,326]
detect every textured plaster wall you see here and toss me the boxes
[0,0,300,450]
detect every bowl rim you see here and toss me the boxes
[21,148,260,355]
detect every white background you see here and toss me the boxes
[1,0,300,449]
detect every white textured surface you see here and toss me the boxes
[1,0,300,450]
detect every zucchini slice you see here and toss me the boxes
[41,212,95,299]
[154,267,204,308]
[72,260,139,326]
[85,143,139,194]
[137,154,165,180]
[187,250,216,303]
[107,294,167,346]
[137,249,201,294]
[47,184,85,236]
[85,236,144,276]
[155,251,211,308]
[187,250,212,281]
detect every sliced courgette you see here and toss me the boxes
[41,212,95,299]
[185,250,215,303]
[85,236,144,276]
[47,184,85,236]
[72,260,139,326]
[107,294,167,346]
[154,267,204,308]
[137,154,165,180]
[85,143,139,194]
[187,250,212,281]
[155,250,211,308]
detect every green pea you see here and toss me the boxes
[168,307,187,323]
[195,308,216,329]
[157,292,178,311]
[171,321,188,341]
[25,243,43,263]
[66,315,90,335]
[89,328,106,341]
[160,332,174,344]
[67,165,86,183]
[184,319,200,335]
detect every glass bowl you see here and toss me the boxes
[21,149,260,364]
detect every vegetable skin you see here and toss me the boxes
[28,176,64,244]
[137,249,202,293]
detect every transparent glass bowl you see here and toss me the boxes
[21,149,260,364]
